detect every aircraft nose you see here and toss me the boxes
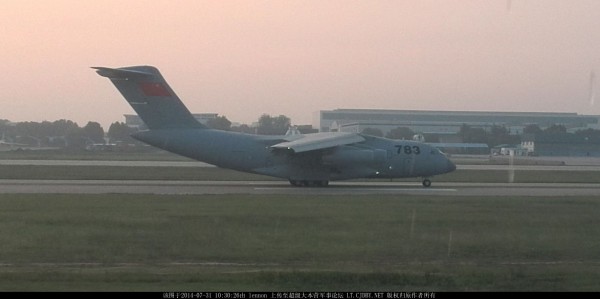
[447,159,456,173]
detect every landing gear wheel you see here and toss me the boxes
[422,179,432,188]
[289,179,329,187]
[314,180,329,187]
[289,179,302,187]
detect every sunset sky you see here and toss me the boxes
[2,0,600,128]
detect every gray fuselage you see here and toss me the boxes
[133,129,456,181]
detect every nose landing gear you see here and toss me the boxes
[422,178,432,188]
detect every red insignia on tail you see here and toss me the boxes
[139,82,171,97]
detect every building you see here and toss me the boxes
[521,133,600,157]
[313,109,600,135]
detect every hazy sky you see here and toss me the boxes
[2,0,600,128]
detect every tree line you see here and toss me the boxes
[360,123,600,148]
[0,113,313,150]
[6,113,595,151]
[206,114,316,135]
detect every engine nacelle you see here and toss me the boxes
[322,149,386,166]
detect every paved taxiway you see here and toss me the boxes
[2,158,599,197]
[1,180,599,197]
[2,159,600,171]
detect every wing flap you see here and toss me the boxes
[271,132,365,153]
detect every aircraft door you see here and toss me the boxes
[403,158,415,176]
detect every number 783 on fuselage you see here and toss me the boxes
[93,66,456,187]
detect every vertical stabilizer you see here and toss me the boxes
[93,66,205,130]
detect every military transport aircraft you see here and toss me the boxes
[94,66,456,187]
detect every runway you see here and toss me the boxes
[2,159,600,170]
[1,179,599,197]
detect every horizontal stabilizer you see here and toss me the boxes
[271,132,365,153]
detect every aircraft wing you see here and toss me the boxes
[271,132,365,153]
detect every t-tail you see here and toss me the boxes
[93,66,205,130]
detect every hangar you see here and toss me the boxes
[313,109,600,136]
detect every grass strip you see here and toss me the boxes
[0,194,599,291]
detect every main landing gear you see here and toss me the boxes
[289,179,329,187]
[289,179,432,188]
[422,178,432,188]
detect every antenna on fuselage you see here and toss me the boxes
[285,126,302,136]
[412,134,425,142]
